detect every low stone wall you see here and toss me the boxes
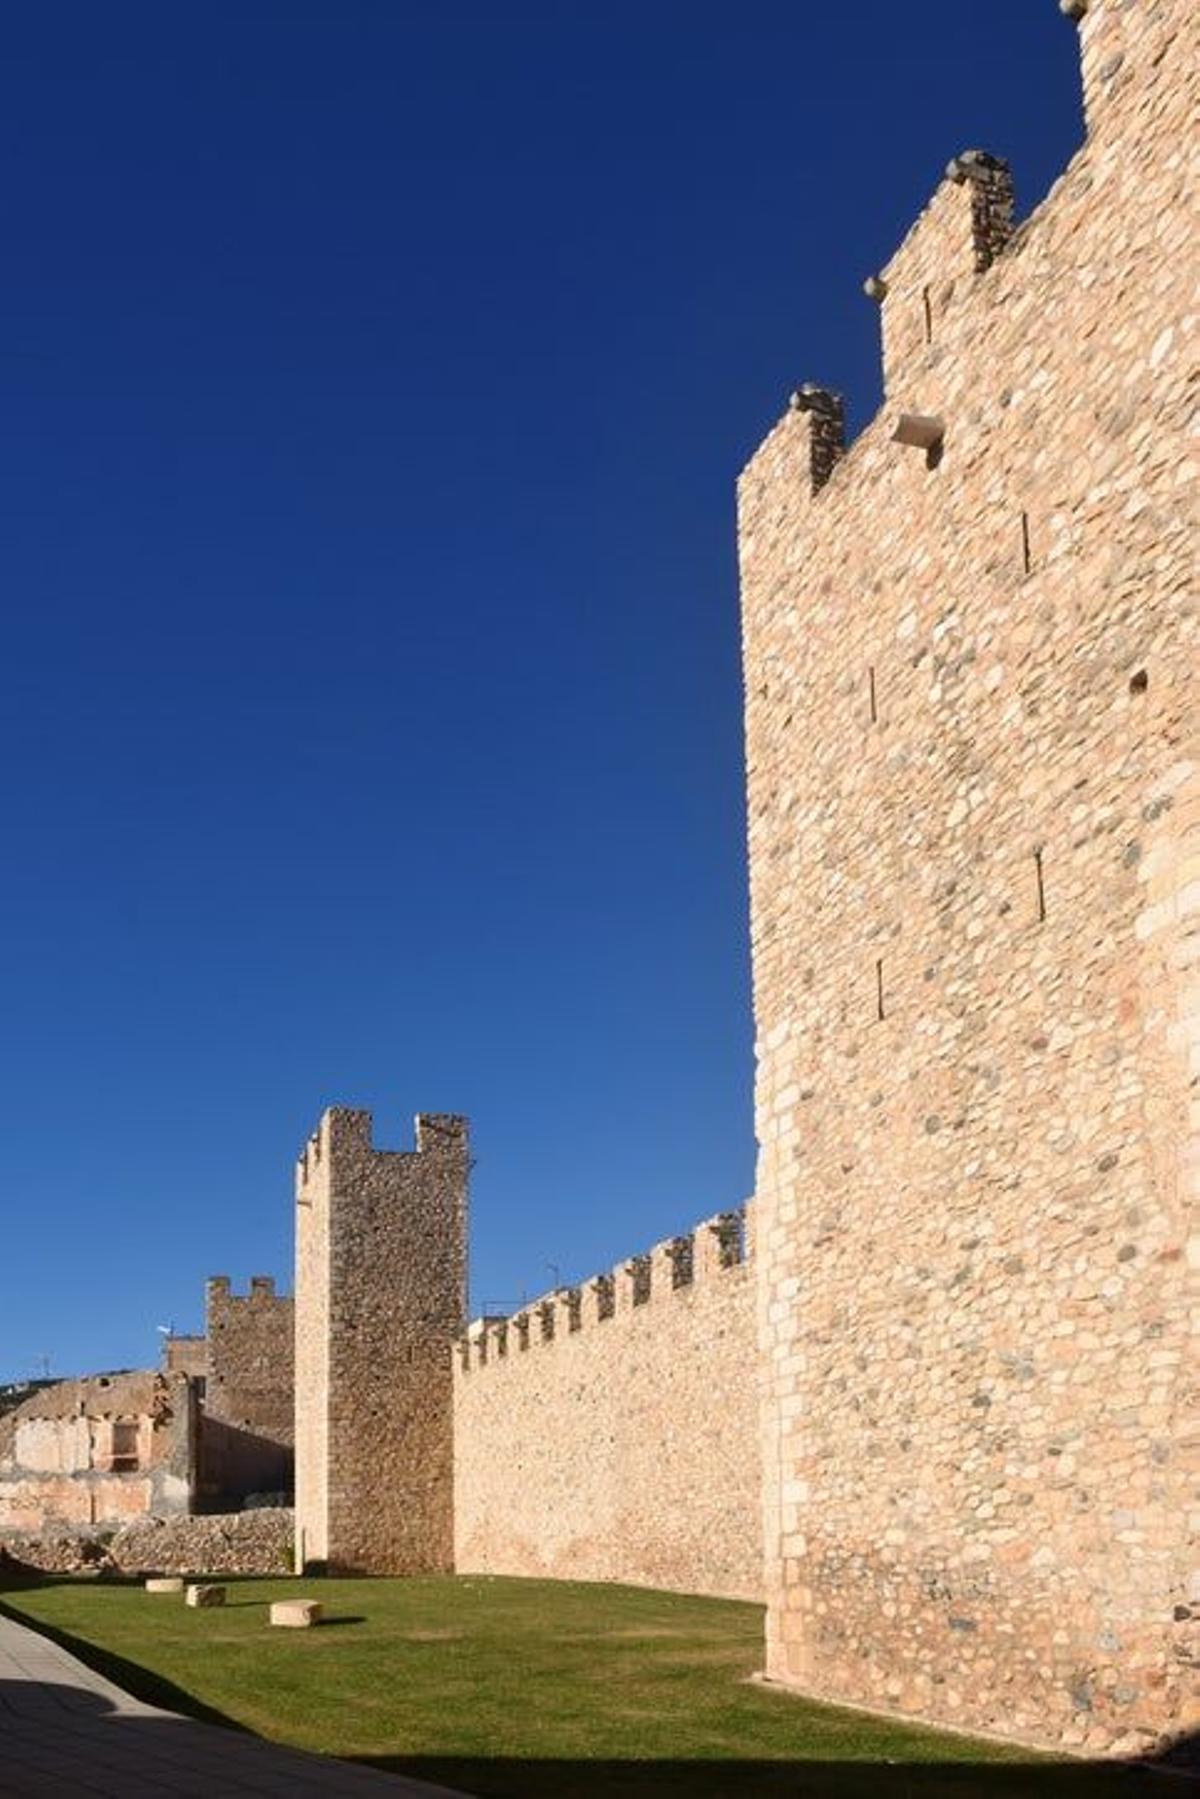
[0,1508,294,1578]
[109,1507,294,1575]
[0,1533,110,1575]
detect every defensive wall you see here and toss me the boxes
[199,1274,294,1504]
[453,1208,760,1600]
[738,0,1196,1756]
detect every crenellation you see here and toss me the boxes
[454,1208,759,1599]
[458,1209,750,1377]
[786,385,845,495]
[589,1274,615,1324]
[202,1269,294,1506]
[666,1233,694,1288]
[877,151,1014,402]
[625,1253,652,1308]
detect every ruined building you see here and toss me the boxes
[0,1371,195,1533]
[738,0,1195,1756]
[0,1275,293,1532]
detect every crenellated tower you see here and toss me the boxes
[294,1107,468,1573]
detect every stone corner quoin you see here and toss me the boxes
[738,0,1197,1759]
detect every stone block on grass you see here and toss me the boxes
[185,1583,227,1608]
[269,1599,322,1628]
[144,1577,185,1594]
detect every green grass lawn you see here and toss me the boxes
[0,1573,1170,1798]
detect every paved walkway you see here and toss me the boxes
[0,1611,467,1798]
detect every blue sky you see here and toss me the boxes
[0,3,1082,1380]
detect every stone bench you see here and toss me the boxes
[269,1600,322,1628]
[144,1577,185,1594]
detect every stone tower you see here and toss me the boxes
[738,0,1195,1757]
[294,1107,468,1574]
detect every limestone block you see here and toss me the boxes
[185,1583,226,1608]
[269,1599,322,1628]
[144,1577,184,1594]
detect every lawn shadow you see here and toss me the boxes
[356,1748,1197,1799]
[0,1596,246,1733]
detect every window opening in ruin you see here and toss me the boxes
[1034,848,1047,923]
[564,1288,582,1332]
[875,958,886,1021]
[538,1301,555,1342]
[109,1420,140,1472]
[1129,668,1148,696]
[515,1313,531,1352]
[1020,511,1032,576]
[868,666,878,725]
[922,285,933,345]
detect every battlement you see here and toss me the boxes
[871,148,1013,400]
[205,1275,285,1303]
[457,1206,749,1374]
[296,1107,468,1189]
[453,1201,761,1598]
[742,0,1191,490]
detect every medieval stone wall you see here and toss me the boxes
[0,1507,293,1577]
[738,0,1196,1757]
[294,1108,468,1574]
[201,1276,294,1503]
[162,1335,206,1380]
[454,1209,761,1600]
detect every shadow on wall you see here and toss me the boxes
[196,1416,292,1509]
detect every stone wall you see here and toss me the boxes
[201,1276,294,1504]
[0,1372,195,1533]
[454,1209,760,1600]
[738,0,1196,1758]
[162,1335,206,1380]
[294,1109,468,1574]
[0,1508,293,1578]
